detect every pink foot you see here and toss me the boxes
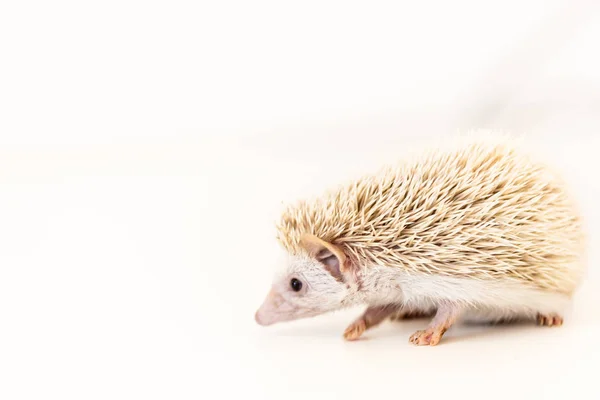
[537,313,563,327]
[343,305,397,341]
[409,327,447,346]
[343,319,366,341]
[408,301,461,346]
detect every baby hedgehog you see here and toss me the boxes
[255,136,586,346]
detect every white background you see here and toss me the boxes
[1,1,600,399]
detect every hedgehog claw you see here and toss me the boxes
[536,313,563,327]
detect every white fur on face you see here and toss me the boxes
[255,254,353,326]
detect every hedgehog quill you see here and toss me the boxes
[254,136,587,346]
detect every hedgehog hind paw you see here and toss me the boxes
[536,313,563,327]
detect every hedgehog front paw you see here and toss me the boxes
[409,327,447,346]
[343,319,366,341]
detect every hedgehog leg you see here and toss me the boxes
[343,304,399,341]
[409,302,462,346]
[389,307,436,321]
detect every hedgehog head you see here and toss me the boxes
[255,234,360,326]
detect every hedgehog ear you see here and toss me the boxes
[299,234,349,281]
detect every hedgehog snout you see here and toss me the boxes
[254,309,270,326]
[255,288,287,326]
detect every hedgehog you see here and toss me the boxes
[254,134,587,346]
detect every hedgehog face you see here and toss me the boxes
[255,235,357,326]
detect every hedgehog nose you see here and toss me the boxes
[254,310,263,325]
[255,289,279,326]
[254,308,271,326]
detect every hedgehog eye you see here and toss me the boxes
[290,278,303,292]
